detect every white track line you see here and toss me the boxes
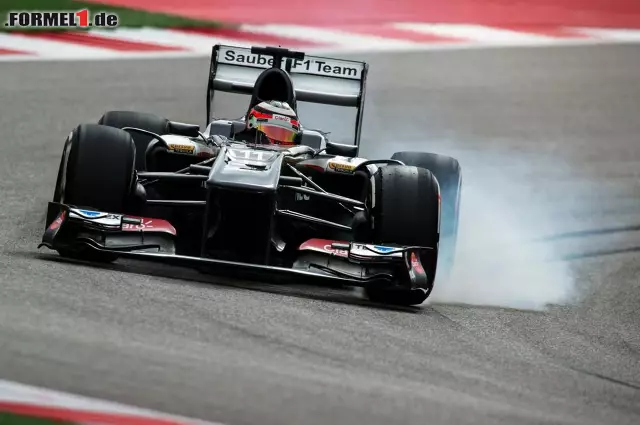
[0,50,209,62]
[309,37,635,55]
[0,32,114,58]
[91,28,256,52]
[240,24,418,50]
[0,53,33,60]
[392,23,557,44]
[572,27,640,42]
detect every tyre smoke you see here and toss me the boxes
[426,148,578,310]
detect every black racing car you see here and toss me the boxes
[40,45,462,306]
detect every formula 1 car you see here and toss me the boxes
[40,45,462,306]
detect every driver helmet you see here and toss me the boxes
[246,100,300,146]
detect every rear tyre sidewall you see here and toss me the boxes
[98,111,169,171]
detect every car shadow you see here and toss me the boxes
[15,250,428,314]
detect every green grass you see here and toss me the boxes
[1,0,225,31]
[0,412,73,425]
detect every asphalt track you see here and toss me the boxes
[1,45,640,425]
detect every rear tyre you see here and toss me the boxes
[365,165,440,306]
[98,111,169,170]
[391,152,461,281]
[53,124,137,262]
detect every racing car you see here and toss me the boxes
[40,45,462,306]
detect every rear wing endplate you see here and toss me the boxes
[206,44,368,147]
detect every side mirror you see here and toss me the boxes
[168,121,200,138]
[326,141,358,158]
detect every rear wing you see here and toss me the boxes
[206,44,369,147]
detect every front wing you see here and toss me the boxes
[39,202,432,292]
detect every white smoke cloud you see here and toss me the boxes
[428,182,577,310]
[362,140,579,311]
[425,147,578,310]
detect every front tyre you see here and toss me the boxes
[365,165,440,306]
[53,123,137,262]
[391,152,461,281]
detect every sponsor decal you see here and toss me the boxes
[168,144,195,154]
[122,218,177,236]
[74,209,107,219]
[372,245,395,253]
[300,240,404,259]
[273,114,291,122]
[410,252,425,274]
[350,243,403,258]
[298,239,349,258]
[323,244,349,257]
[70,210,122,227]
[48,210,66,231]
[220,48,363,80]
[3,9,118,29]
[223,50,275,67]
[328,161,356,174]
[407,251,428,289]
[291,58,360,79]
[122,220,154,231]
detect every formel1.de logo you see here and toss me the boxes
[4,10,119,29]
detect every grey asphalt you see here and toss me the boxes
[1,44,640,425]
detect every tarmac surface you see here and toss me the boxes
[1,44,640,425]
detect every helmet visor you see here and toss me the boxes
[255,123,297,145]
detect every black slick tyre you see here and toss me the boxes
[98,111,169,170]
[60,124,136,212]
[391,151,461,280]
[53,123,136,262]
[365,165,440,306]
